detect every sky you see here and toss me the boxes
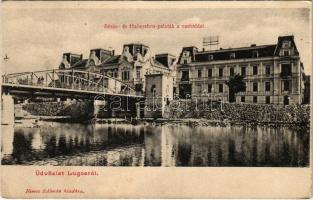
[2,3,311,75]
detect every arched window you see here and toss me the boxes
[89,59,95,66]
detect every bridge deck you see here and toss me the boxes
[2,83,144,99]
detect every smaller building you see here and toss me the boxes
[145,73,174,118]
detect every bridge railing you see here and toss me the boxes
[2,69,138,96]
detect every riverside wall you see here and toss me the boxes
[164,100,310,125]
[19,99,310,126]
[20,100,94,121]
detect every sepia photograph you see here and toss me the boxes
[0,1,311,198]
[1,2,311,168]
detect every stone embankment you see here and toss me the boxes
[19,100,310,127]
[163,100,310,127]
[20,100,94,122]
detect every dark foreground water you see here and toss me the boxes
[1,122,309,167]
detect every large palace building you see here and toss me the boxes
[176,35,307,105]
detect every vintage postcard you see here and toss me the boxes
[1,1,311,198]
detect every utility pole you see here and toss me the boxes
[3,54,9,75]
[203,36,219,51]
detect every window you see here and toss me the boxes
[136,70,140,79]
[283,80,290,91]
[219,84,223,93]
[282,41,291,48]
[283,50,290,56]
[181,70,189,81]
[281,64,292,76]
[230,53,235,59]
[219,68,223,77]
[253,65,258,75]
[266,96,271,104]
[252,51,259,58]
[208,84,212,93]
[198,69,202,78]
[253,82,258,92]
[114,71,118,78]
[196,84,202,93]
[230,67,235,77]
[241,96,245,103]
[173,87,177,97]
[241,67,246,77]
[265,82,271,92]
[150,85,156,96]
[208,68,212,78]
[266,65,271,75]
[242,82,246,92]
[284,96,289,105]
[122,71,130,81]
[183,60,187,64]
[253,96,257,103]
[89,60,95,66]
[208,55,214,61]
[135,84,143,92]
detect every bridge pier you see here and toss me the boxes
[1,93,14,125]
[94,99,106,118]
[1,125,14,155]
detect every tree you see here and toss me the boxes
[226,74,246,103]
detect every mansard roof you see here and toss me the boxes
[103,55,121,65]
[194,44,277,63]
[151,58,169,69]
[274,35,299,56]
[99,54,170,70]
[71,59,88,69]
[178,35,299,64]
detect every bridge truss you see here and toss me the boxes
[2,69,138,97]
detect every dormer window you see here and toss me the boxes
[230,53,235,59]
[208,55,214,61]
[283,50,290,56]
[183,51,190,57]
[252,51,259,58]
[282,41,291,48]
[89,60,95,66]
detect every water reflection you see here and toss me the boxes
[1,122,309,167]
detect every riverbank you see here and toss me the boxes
[16,100,310,128]
[164,100,310,128]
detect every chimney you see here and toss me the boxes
[112,50,115,56]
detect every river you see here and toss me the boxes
[1,122,309,167]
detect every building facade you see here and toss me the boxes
[59,43,176,96]
[176,35,306,105]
